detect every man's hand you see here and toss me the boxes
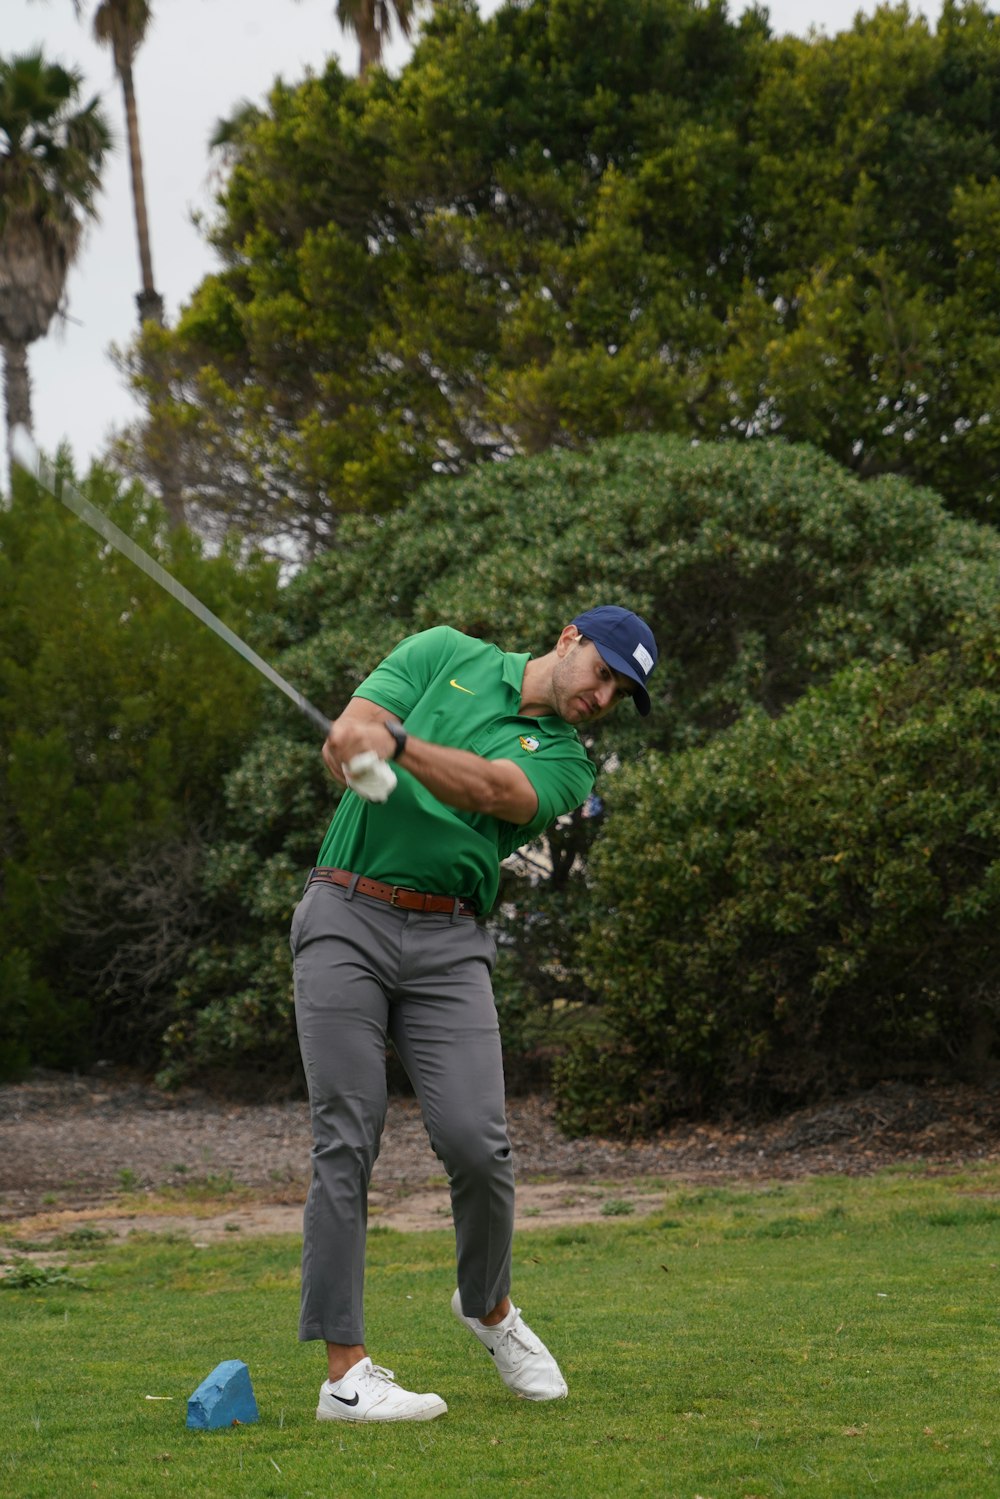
[322,698,400,785]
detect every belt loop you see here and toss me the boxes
[450,897,462,924]
[345,872,360,901]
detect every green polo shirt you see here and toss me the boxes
[315,626,596,912]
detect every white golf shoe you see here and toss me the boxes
[451,1290,568,1401]
[316,1357,447,1423]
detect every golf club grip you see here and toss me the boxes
[11,430,333,737]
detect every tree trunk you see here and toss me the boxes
[120,60,163,328]
[118,62,185,525]
[2,339,32,480]
[358,6,382,78]
[154,458,187,530]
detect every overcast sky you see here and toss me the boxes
[4,0,946,492]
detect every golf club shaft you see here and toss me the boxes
[10,429,332,737]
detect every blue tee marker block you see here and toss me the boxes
[186,1359,259,1430]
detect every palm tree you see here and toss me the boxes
[75,0,163,327]
[336,0,418,78]
[0,51,111,471]
[73,1,187,526]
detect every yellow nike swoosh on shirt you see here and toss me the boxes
[449,679,476,694]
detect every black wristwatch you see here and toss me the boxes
[384,720,408,760]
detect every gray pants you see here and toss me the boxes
[291,878,514,1345]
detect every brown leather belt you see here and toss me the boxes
[308,866,478,919]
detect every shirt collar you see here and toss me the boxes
[502,649,571,729]
[502,649,531,697]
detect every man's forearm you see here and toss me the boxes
[322,696,538,824]
[393,733,538,825]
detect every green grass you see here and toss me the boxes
[2,1164,999,1497]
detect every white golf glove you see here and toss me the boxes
[344,750,397,803]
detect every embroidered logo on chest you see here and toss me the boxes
[519,734,540,753]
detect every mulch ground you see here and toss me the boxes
[2,1070,999,1223]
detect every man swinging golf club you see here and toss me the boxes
[9,434,653,1419]
[291,607,658,1421]
[10,439,657,1420]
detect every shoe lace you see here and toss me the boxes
[366,1364,397,1387]
[494,1317,542,1362]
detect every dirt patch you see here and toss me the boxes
[2,1070,999,1254]
[2,1178,666,1255]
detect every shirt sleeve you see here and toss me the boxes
[508,742,596,842]
[352,626,456,720]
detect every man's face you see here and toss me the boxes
[551,633,633,724]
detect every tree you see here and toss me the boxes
[336,0,418,78]
[74,0,164,326]
[68,1,189,527]
[720,0,1000,523]
[118,0,1000,548]
[0,457,281,1077]
[0,51,110,469]
[114,0,769,553]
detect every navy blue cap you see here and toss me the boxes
[572,606,658,716]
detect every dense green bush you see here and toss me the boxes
[156,436,1000,1093]
[0,461,279,1076]
[273,434,1000,757]
[556,620,1000,1135]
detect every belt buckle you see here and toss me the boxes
[389,885,415,907]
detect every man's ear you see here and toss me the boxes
[555,624,581,658]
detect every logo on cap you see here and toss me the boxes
[633,643,654,676]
